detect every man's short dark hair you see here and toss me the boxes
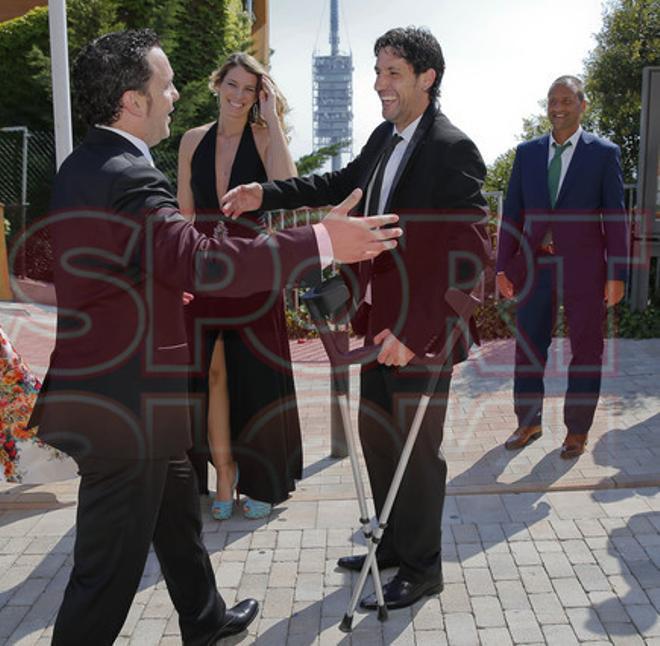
[374,27,445,102]
[549,75,586,102]
[73,29,161,127]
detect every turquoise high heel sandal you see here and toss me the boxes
[242,497,272,519]
[210,465,239,521]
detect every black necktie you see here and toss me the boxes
[366,134,403,215]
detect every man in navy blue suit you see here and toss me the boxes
[496,75,628,459]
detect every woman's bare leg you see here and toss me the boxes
[207,337,236,501]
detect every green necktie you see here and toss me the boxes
[548,141,572,208]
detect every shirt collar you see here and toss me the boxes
[393,113,423,143]
[95,125,155,166]
[550,125,582,149]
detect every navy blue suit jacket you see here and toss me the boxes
[496,130,628,292]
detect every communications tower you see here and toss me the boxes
[312,0,353,171]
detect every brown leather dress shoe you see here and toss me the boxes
[560,433,588,459]
[504,425,542,450]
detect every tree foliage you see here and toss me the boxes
[295,141,348,176]
[584,0,660,181]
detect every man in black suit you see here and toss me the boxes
[29,29,401,645]
[223,26,490,610]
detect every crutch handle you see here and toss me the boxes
[302,278,481,367]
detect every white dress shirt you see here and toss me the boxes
[364,114,423,304]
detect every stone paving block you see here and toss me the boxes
[244,548,274,574]
[600,517,634,537]
[451,523,480,544]
[529,591,568,624]
[607,624,646,645]
[551,519,582,540]
[294,572,323,602]
[487,553,518,581]
[457,543,487,568]
[478,626,513,646]
[237,573,268,601]
[628,515,657,535]
[464,567,496,596]
[527,520,556,541]
[625,604,660,637]
[142,588,174,619]
[216,560,245,589]
[221,548,249,563]
[500,522,531,542]
[471,595,505,628]
[592,548,630,576]
[254,616,289,643]
[628,559,660,588]
[262,587,294,619]
[588,590,630,623]
[298,548,326,573]
[483,540,511,555]
[439,582,471,613]
[0,604,30,640]
[504,608,543,643]
[576,519,607,537]
[442,559,463,584]
[609,574,651,605]
[301,529,326,548]
[566,606,608,641]
[585,536,610,550]
[444,612,479,646]
[250,531,276,549]
[552,577,591,607]
[127,618,166,645]
[647,586,660,611]
[478,524,506,543]
[289,600,321,635]
[273,548,299,562]
[510,540,542,566]
[519,565,553,593]
[613,536,650,563]
[574,563,611,592]
[414,629,448,645]
[8,577,49,607]
[411,597,443,630]
[276,530,302,549]
[119,602,145,636]
[495,580,531,611]
[562,538,596,564]
[543,624,579,646]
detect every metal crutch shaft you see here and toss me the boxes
[336,394,387,631]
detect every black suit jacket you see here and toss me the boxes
[262,104,490,356]
[30,127,319,459]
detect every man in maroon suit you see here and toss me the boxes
[29,29,401,645]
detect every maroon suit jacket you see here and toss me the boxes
[29,127,319,459]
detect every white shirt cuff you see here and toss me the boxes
[312,223,334,269]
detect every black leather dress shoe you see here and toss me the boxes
[360,574,443,610]
[207,599,259,644]
[336,553,399,572]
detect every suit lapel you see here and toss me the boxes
[533,135,552,208]
[383,104,436,213]
[555,131,591,207]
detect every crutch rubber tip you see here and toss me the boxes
[339,615,353,633]
[378,605,388,622]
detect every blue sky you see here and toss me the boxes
[268,0,605,166]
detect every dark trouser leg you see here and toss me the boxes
[563,293,605,435]
[514,265,555,428]
[52,457,224,646]
[359,363,451,583]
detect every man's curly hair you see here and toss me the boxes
[73,29,161,127]
[374,27,445,103]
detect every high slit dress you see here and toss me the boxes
[185,121,302,504]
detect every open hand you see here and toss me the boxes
[604,279,625,307]
[259,76,278,124]
[374,328,415,367]
[322,188,402,263]
[496,272,515,299]
[221,182,263,219]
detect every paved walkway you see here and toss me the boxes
[1,302,659,644]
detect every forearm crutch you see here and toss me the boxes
[302,278,480,632]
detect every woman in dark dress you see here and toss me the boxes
[177,53,301,520]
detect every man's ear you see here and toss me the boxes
[420,68,436,93]
[120,89,147,118]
